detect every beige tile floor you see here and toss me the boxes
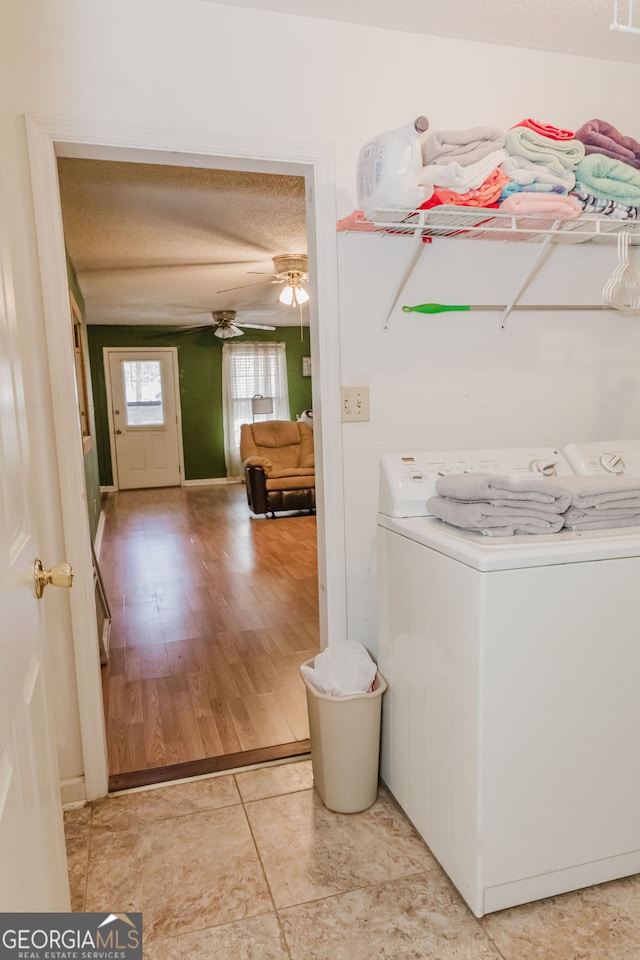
[64,759,640,959]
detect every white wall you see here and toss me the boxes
[339,234,640,647]
[2,0,640,777]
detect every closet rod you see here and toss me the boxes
[403,302,614,315]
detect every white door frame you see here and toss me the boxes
[26,115,347,801]
[104,346,185,490]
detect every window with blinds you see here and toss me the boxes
[221,341,290,478]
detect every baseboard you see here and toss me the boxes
[183,477,242,487]
[99,479,241,491]
[61,775,87,809]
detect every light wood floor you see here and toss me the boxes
[98,482,319,790]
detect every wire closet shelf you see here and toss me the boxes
[351,206,640,245]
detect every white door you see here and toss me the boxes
[0,201,70,908]
[106,348,183,490]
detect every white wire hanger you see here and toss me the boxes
[602,230,640,312]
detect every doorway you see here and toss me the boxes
[105,347,184,490]
[27,115,346,802]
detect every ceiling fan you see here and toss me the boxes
[179,310,276,339]
[218,254,310,307]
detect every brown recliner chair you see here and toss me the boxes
[240,420,315,517]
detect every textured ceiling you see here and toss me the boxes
[57,159,308,327]
[210,0,640,63]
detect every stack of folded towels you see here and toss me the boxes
[420,125,509,208]
[426,473,572,536]
[568,125,640,221]
[415,115,640,222]
[427,473,640,536]
[572,119,640,220]
[499,118,584,219]
[552,474,640,530]
[418,119,585,219]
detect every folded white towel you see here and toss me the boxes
[564,515,640,531]
[564,504,640,523]
[422,126,506,167]
[427,496,566,536]
[504,128,585,175]
[499,155,576,190]
[421,148,508,193]
[434,473,572,511]
[551,474,640,508]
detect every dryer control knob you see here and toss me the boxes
[600,453,625,475]
[530,459,558,477]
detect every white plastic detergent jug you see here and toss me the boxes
[357,116,430,222]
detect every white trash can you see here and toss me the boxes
[300,660,387,813]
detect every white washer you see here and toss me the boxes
[377,447,640,918]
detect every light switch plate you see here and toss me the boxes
[341,385,370,422]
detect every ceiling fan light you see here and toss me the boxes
[214,325,238,339]
[278,284,295,306]
[279,278,310,307]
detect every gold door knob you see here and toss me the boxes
[33,557,74,599]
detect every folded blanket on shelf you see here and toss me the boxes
[550,474,640,508]
[422,126,505,167]
[499,193,583,219]
[570,190,638,221]
[499,155,576,190]
[419,195,500,211]
[434,473,572,509]
[432,169,509,207]
[511,118,575,141]
[421,148,508,193]
[504,128,585,175]
[573,154,640,207]
[427,496,566,536]
[501,182,567,199]
[336,210,383,231]
[574,119,640,169]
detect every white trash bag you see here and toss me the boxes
[300,641,377,697]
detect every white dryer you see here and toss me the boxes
[564,438,640,477]
[377,447,640,918]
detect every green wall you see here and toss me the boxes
[87,324,313,485]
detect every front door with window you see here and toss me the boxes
[106,348,182,490]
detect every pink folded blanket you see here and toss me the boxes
[433,168,509,207]
[499,193,583,219]
[574,118,640,169]
[512,118,575,141]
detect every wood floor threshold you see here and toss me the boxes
[108,740,311,792]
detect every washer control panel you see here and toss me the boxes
[379,447,575,518]
[564,440,640,476]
